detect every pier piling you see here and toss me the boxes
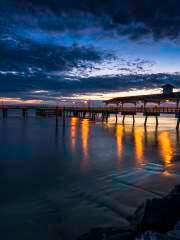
[2,109,7,119]
[176,113,180,130]
[0,105,179,129]
[22,108,27,118]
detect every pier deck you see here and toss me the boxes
[0,105,179,129]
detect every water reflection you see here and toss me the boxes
[158,131,174,166]
[104,121,176,167]
[1,116,180,240]
[80,119,90,173]
[116,125,123,158]
[70,117,78,152]
[134,127,145,163]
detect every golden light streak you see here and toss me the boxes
[80,119,90,173]
[116,125,123,158]
[134,127,144,163]
[70,117,78,152]
[158,131,174,166]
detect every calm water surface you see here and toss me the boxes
[1,112,180,239]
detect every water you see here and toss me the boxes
[0,112,180,239]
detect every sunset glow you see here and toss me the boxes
[0,98,44,105]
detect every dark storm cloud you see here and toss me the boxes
[2,0,180,40]
[0,38,104,97]
[0,38,102,72]
[1,0,180,101]
[0,28,156,99]
[66,73,180,94]
[0,72,180,101]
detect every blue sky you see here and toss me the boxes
[0,0,180,104]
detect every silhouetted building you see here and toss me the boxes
[162,84,174,95]
[104,85,180,108]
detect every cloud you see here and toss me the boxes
[0,37,102,73]
[0,71,179,101]
[2,0,180,40]
[0,33,158,99]
[1,1,180,102]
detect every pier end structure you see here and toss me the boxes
[104,84,180,127]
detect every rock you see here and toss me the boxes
[138,221,180,239]
[77,227,135,240]
[77,185,180,240]
[169,185,180,196]
[107,231,134,240]
[137,231,167,240]
[77,227,105,240]
[167,220,180,239]
[129,185,180,234]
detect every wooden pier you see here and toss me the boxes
[103,84,180,129]
[0,105,179,130]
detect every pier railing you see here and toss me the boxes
[63,106,179,113]
[0,105,179,111]
[0,105,179,129]
[0,105,179,113]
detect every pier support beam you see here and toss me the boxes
[62,108,65,126]
[133,115,135,124]
[176,118,180,130]
[176,100,180,110]
[2,109,7,119]
[144,116,148,126]
[156,116,159,126]
[144,112,160,127]
[122,115,125,125]
[105,113,108,122]
[121,111,136,125]
[176,113,180,130]
[115,113,118,123]
[22,108,27,118]
[102,113,105,121]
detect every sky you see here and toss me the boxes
[0,0,180,104]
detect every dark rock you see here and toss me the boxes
[129,184,180,234]
[77,185,180,240]
[77,228,104,240]
[77,227,135,240]
[138,231,166,240]
[89,228,105,240]
[107,231,134,240]
[169,185,180,196]
[139,221,180,239]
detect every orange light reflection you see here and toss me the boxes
[134,127,144,163]
[71,117,78,152]
[81,119,90,173]
[116,125,123,158]
[158,131,174,166]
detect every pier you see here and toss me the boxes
[0,85,179,129]
[0,105,179,129]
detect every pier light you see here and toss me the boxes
[84,100,88,107]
